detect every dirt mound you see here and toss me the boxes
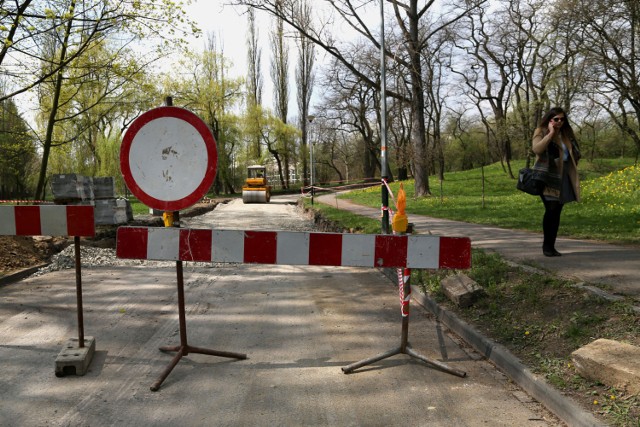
[0,236,56,273]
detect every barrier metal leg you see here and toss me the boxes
[74,236,85,348]
[150,261,247,392]
[341,268,466,378]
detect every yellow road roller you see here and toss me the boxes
[242,165,271,203]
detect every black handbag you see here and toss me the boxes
[517,168,544,195]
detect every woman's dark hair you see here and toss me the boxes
[539,107,576,141]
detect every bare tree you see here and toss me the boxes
[246,7,263,160]
[270,0,292,188]
[296,0,315,186]
[232,0,485,197]
[321,53,380,181]
[567,0,640,154]
[452,3,522,178]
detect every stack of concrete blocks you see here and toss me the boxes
[92,177,133,225]
[51,174,132,225]
[51,174,94,203]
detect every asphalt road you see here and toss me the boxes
[0,196,563,426]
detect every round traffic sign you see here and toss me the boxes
[120,106,217,211]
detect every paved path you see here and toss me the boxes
[317,194,640,299]
[0,194,568,426]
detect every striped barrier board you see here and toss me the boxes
[0,205,95,237]
[116,227,471,269]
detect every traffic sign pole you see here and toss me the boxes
[121,99,245,391]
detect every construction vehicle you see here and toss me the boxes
[242,165,271,203]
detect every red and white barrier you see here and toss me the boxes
[0,205,95,237]
[116,227,471,269]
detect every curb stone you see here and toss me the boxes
[0,263,49,288]
[409,285,607,427]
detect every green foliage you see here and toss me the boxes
[0,99,37,198]
[341,159,640,244]
[38,37,162,187]
[161,46,244,194]
[302,199,380,234]
[128,199,151,216]
[240,106,300,189]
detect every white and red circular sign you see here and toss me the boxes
[120,106,217,211]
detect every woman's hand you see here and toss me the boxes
[547,120,556,137]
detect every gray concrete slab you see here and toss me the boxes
[0,265,562,426]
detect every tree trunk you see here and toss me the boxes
[407,2,430,197]
[35,1,75,201]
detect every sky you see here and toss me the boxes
[183,0,285,113]
[185,1,255,75]
[15,0,378,125]
[182,0,381,119]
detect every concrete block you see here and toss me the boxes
[95,198,129,225]
[93,176,116,199]
[55,336,96,377]
[51,174,94,201]
[441,273,484,308]
[571,338,640,394]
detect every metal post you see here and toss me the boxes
[150,95,247,392]
[341,266,466,377]
[307,115,315,205]
[311,142,315,205]
[379,0,390,234]
[74,236,84,348]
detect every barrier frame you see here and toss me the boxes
[0,205,95,376]
[116,226,471,391]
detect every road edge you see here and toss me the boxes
[409,284,606,427]
[0,263,50,288]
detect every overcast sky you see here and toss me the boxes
[185,1,254,76]
[182,0,381,120]
[184,1,283,112]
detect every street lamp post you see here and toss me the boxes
[307,115,315,205]
[379,0,389,234]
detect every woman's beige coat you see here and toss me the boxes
[532,128,581,201]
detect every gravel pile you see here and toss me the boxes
[33,245,158,276]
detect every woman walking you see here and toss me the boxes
[531,107,581,257]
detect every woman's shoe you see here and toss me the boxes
[543,249,562,257]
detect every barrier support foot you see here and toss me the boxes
[149,260,247,392]
[341,343,466,377]
[150,345,246,392]
[342,266,466,378]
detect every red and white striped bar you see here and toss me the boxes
[116,227,471,269]
[0,205,95,237]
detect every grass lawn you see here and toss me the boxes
[306,159,640,426]
[339,159,640,245]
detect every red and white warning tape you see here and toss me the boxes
[0,200,53,204]
[397,267,411,317]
